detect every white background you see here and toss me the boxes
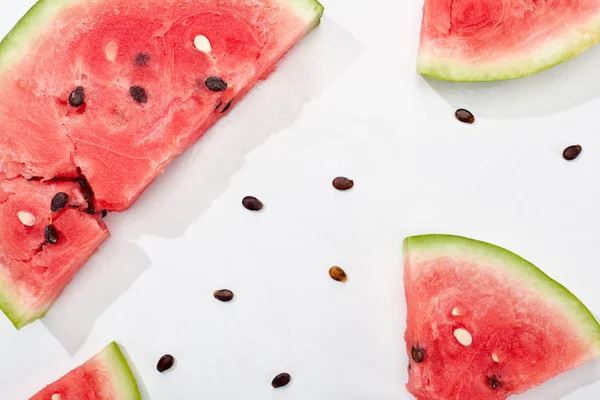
[1,0,600,399]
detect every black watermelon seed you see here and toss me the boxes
[411,345,425,363]
[563,145,582,161]
[242,196,263,211]
[129,86,148,103]
[135,53,150,66]
[271,373,291,388]
[85,203,96,215]
[101,210,108,218]
[157,354,175,373]
[455,109,475,124]
[488,375,501,389]
[205,76,228,92]
[75,178,93,201]
[408,362,411,371]
[220,99,233,114]
[332,177,354,191]
[213,289,234,302]
[215,101,223,111]
[69,87,85,107]
[45,224,59,245]
[50,192,69,212]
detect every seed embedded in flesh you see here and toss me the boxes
[85,202,96,215]
[332,176,354,191]
[50,192,69,212]
[563,145,582,161]
[130,86,148,103]
[157,354,175,373]
[492,353,500,363]
[51,394,62,400]
[193,35,212,53]
[69,87,85,107]
[105,41,118,61]
[221,99,233,113]
[455,108,475,124]
[135,53,150,66]
[75,178,93,201]
[488,375,501,389]
[205,76,228,92]
[451,307,465,316]
[17,211,36,227]
[453,328,473,346]
[272,373,291,388]
[101,209,108,218]
[213,289,234,302]
[242,196,263,211]
[45,224,59,245]
[329,266,347,282]
[411,345,425,363]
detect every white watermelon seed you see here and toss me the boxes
[105,41,118,62]
[451,307,465,316]
[52,394,62,400]
[492,352,500,363]
[453,328,473,346]
[193,35,212,53]
[17,211,36,227]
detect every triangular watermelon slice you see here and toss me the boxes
[29,342,141,400]
[403,235,600,399]
[417,0,600,81]
[0,0,324,211]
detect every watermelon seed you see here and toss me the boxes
[411,345,425,363]
[75,178,93,201]
[488,375,501,389]
[329,266,347,282]
[221,99,233,113]
[455,109,475,124]
[214,289,234,302]
[85,202,96,215]
[17,211,36,227]
[50,192,69,212]
[563,145,582,161]
[193,35,212,53]
[205,76,228,92]
[453,328,473,346]
[492,352,500,363]
[105,41,118,62]
[272,373,292,388]
[135,53,150,67]
[68,87,85,107]
[51,394,62,400]
[215,101,223,111]
[45,224,59,245]
[101,209,108,218]
[451,307,465,316]
[129,86,148,103]
[332,176,354,191]
[242,196,263,211]
[157,354,175,373]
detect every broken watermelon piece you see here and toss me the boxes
[0,175,109,329]
[418,0,600,81]
[0,0,324,211]
[29,342,141,400]
[404,234,600,400]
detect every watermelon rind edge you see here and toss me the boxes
[0,274,48,330]
[279,0,324,30]
[403,234,600,356]
[99,342,143,400]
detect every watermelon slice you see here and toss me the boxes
[0,0,324,211]
[30,341,141,400]
[0,175,109,329]
[418,0,600,81]
[403,234,600,399]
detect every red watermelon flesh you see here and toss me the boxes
[0,0,324,211]
[418,0,600,81]
[404,235,600,400]
[30,341,141,400]
[0,175,109,329]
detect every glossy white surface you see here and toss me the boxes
[1,0,599,399]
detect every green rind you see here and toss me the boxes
[280,0,324,30]
[403,234,600,355]
[0,273,49,329]
[98,342,142,400]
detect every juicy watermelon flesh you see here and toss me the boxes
[404,235,600,400]
[419,0,600,80]
[0,0,323,211]
[30,342,141,400]
[0,176,109,328]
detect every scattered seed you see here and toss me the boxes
[205,76,228,92]
[17,211,36,227]
[213,289,234,302]
[157,354,175,373]
[220,99,233,113]
[51,394,62,400]
[105,41,118,61]
[272,373,291,388]
[408,362,411,371]
[101,210,108,218]
[455,109,475,124]
[193,35,212,53]
[135,53,150,66]
[332,177,354,191]
[488,375,501,389]
[453,328,473,346]
[329,266,347,282]
[75,178,93,201]
[50,192,69,212]
[492,352,500,363]
[242,196,263,211]
[85,202,96,215]
[563,145,582,161]
[411,345,425,363]
[69,87,85,107]
[130,86,148,103]
[451,307,465,316]
[45,224,59,245]
[215,101,223,111]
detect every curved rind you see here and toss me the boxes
[279,0,324,29]
[98,342,142,400]
[403,234,600,355]
[418,17,600,82]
